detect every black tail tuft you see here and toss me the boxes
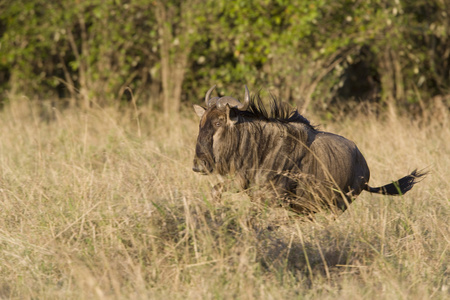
[365,169,428,195]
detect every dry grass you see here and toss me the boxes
[0,98,448,299]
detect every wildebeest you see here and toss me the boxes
[192,85,426,215]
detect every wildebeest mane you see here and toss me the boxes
[237,93,314,128]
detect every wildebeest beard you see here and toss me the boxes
[193,85,427,216]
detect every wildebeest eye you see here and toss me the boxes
[213,117,224,128]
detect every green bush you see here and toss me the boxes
[1,0,449,113]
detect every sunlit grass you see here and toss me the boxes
[0,98,448,299]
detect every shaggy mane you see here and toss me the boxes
[238,93,314,128]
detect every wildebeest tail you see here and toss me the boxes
[364,169,428,195]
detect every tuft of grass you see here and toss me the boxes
[0,98,448,299]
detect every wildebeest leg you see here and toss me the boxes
[211,182,224,200]
[334,192,356,213]
[288,173,349,215]
[256,173,322,215]
[211,177,247,200]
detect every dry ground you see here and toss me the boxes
[0,98,448,299]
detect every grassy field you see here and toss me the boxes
[0,98,448,299]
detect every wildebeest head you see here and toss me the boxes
[192,85,250,174]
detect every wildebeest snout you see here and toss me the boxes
[192,157,211,174]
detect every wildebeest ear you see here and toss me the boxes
[193,104,206,118]
[226,104,238,125]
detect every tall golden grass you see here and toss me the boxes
[0,98,448,299]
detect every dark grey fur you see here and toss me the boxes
[193,92,426,215]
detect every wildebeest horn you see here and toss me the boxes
[208,97,220,107]
[205,85,216,106]
[216,85,251,111]
[216,96,243,110]
[242,85,250,111]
